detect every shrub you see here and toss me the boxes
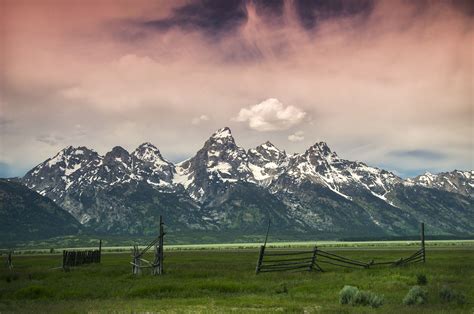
[416,273,427,285]
[368,293,385,308]
[339,285,359,305]
[439,285,466,305]
[403,285,427,305]
[352,290,384,308]
[339,286,383,308]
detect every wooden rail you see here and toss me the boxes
[256,246,317,274]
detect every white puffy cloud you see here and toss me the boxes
[191,115,210,125]
[235,98,306,132]
[288,131,305,142]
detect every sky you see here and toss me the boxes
[0,0,473,178]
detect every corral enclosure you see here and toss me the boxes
[1,244,473,313]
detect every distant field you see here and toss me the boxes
[1,247,473,313]
[7,239,474,255]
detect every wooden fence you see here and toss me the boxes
[62,240,102,269]
[256,222,426,274]
[312,247,369,270]
[131,215,165,276]
[390,222,426,267]
[256,246,319,273]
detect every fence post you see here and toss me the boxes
[255,245,265,274]
[309,246,318,271]
[98,239,102,263]
[159,215,164,275]
[421,222,425,263]
[7,251,13,270]
[132,245,141,275]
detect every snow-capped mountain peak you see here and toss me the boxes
[133,142,169,164]
[411,170,473,197]
[209,127,234,143]
[174,127,252,201]
[248,141,288,184]
[306,141,333,157]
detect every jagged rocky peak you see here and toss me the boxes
[133,142,167,163]
[201,127,246,159]
[410,169,473,197]
[211,126,233,139]
[205,127,236,147]
[48,145,97,164]
[306,141,333,157]
[26,145,99,176]
[248,141,286,164]
[247,141,287,184]
[104,146,130,163]
[132,142,175,184]
[258,141,283,154]
[174,127,252,201]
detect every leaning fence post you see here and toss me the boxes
[255,245,265,274]
[421,222,425,263]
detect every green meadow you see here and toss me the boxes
[1,244,473,313]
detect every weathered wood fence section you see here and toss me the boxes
[255,220,319,274]
[62,240,102,269]
[390,222,426,267]
[131,215,165,276]
[256,246,319,274]
[313,247,369,271]
[256,221,427,274]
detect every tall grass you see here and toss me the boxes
[0,248,472,312]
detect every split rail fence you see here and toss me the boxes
[256,222,426,274]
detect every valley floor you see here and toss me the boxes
[1,247,473,313]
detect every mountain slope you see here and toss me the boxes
[0,179,81,241]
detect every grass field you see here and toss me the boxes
[1,246,473,313]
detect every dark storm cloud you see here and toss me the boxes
[139,0,376,36]
[388,149,446,161]
[406,0,474,17]
[142,0,248,37]
[452,0,474,16]
[294,0,374,29]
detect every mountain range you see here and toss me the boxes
[12,127,474,242]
